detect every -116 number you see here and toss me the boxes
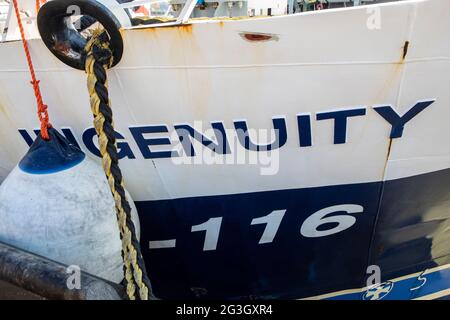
[191,204,364,251]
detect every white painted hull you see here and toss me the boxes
[1,0,449,197]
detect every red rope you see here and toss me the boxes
[35,0,46,14]
[13,0,51,140]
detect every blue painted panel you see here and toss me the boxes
[370,169,450,281]
[326,264,450,300]
[137,182,382,299]
[134,167,450,300]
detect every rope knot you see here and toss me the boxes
[38,104,48,119]
[92,43,113,66]
[84,30,113,68]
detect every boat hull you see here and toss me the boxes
[0,0,450,299]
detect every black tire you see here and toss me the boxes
[37,0,124,70]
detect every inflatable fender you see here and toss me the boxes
[0,128,140,283]
[37,0,130,70]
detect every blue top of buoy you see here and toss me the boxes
[19,128,86,174]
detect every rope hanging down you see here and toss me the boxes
[84,30,153,300]
[36,0,46,14]
[12,0,51,140]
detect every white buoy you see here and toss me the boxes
[0,129,140,283]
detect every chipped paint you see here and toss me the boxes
[239,32,279,42]
[402,41,410,61]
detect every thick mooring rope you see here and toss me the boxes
[84,30,153,300]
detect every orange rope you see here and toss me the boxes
[36,0,46,14]
[13,0,51,140]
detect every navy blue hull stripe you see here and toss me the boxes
[136,168,450,299]
[302,263,450,300]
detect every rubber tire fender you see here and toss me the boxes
[37,0,124,70]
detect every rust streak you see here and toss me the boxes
[142,27,156,33]
[137,23,193,34]
[177,24,193,34]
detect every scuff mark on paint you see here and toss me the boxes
[239,32,279,42]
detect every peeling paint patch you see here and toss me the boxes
[239,32,279,42]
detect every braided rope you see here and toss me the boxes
[36,0,46,14]
[12,0,51,140]
[84,30,153,300]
